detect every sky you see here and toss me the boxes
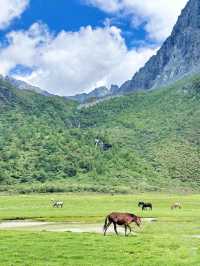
[0,0,189,96]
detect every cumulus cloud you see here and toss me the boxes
[85,0,121,12]
[0,0,29,29]
[0,23,157,95]
[0,1,189,95]
[85,0,189,41]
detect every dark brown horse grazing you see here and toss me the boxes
[138,202,152,211]
[103,212,141,236]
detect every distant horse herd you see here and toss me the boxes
[50,199,182,236]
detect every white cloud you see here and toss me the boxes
[85,0,189,42]
[0,23,157,96]
[85,0,121,12]
[0,0,189,95]
[0,0,29,29]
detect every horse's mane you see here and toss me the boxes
[129,213,137,218]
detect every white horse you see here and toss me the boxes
[51,200,64,208]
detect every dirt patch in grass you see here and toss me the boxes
[0,218,157,233]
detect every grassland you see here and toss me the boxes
[0,193,200,265]
[1,193,200,222]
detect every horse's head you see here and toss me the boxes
[138,202,144,207]
[135,216,142,227]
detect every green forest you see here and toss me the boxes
[0,76,199,193]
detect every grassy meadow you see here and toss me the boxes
[0,193,200,265]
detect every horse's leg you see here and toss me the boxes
[124,225,127,236]
[127,224,132,235]
[113,223,118,236]
[104,221,111,236]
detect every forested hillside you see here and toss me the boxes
[0,76,199,193]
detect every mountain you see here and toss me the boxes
[1,0,198,103]
[67,85,119,103]
[0,0,199,193]
[0,75,51,96]
[67,0,200,102]
[119,0,200,94]
[68,86,109,103]
[0,74,199,193]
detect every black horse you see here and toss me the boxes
[138,201,152,211]
[103,143,112,151]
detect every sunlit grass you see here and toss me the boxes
[0,193,200,265]
[1,193,200,222]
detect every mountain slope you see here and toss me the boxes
[67,86,110,103]
[0,75,199,193]
[76,76,200,186]
[119,0,200,94]
[0,75,51,96]
[67,85,119,104]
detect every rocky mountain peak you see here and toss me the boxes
[119,0,200,94]
[4,76,51,96]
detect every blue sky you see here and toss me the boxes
[0,0,147,48]
[0,0,188,95]
[1,1,106,34]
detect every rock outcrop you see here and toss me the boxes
[119,0,200,93]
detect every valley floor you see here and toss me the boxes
[0,193,200,265]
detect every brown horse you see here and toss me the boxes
[103,212,141,236]
[171,202,182,210]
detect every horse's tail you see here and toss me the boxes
[103,216,109,231]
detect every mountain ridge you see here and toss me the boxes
[64,0,200,103]
[0,75,51,96]
[1,0,199,104]
[118,0,200,94]
[67,85,119,103]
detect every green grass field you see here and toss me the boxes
[0,193,200,265]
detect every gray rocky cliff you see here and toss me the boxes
[119,0,200,93]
